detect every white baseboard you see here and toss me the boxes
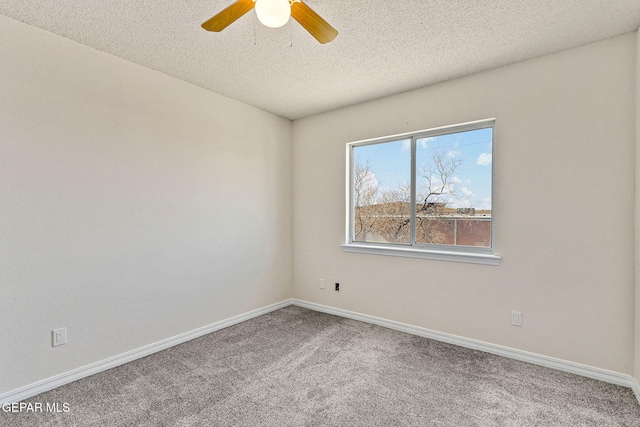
[0,299,293,405]
[3,297,639,408]
[292,299,640,400]
[632,377,640,404]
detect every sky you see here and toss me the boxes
[354,127,493,210]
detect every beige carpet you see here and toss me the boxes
[2,306,639,426]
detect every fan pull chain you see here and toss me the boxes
[253,13,257,46]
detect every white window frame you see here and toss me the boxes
[341,119,501,266]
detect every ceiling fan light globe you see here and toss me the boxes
[255,0,291,28]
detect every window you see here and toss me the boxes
[342,119,500,265]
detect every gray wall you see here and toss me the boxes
[0,16,293,394]
[635,29,640,383]
[293,33,637,375]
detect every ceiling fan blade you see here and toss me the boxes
[290,1,338,44]
[201,0,255,32]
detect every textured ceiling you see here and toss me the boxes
[1,0,639,120]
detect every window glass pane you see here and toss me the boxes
[353,139,411,244]
[414,127,492,247]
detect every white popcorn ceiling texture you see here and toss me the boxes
[1,0,639,120]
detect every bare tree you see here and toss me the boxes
[353,149,464,245]
[417,149,462,212]
[353,159,411,244]
[379,182,411,243]
[415,149,463,244]
[353,160,379,241]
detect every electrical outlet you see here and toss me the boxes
[52,327,67,347]
[335,283,340,292]
[511,311,522,327]
[319,278,325,289]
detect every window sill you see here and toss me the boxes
[340,243,501,265]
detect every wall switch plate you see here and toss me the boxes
[52,327,67,347]
[319,278,325,289]
[511,311,522,327]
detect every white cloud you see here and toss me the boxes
[418,138,432,149]
[401,137,434,152]
[461,187,473,197]
[449,198,471,209]
[362,170,378,190]
[447,150,461,159]
[480,196,492,210]
[476,153,492,166]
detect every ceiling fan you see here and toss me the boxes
[201,0,338,44]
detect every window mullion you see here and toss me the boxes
[348,144,355,244]
[410,136,417,246]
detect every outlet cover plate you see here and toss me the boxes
[52,327,67,347]
[511,311,522,327]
